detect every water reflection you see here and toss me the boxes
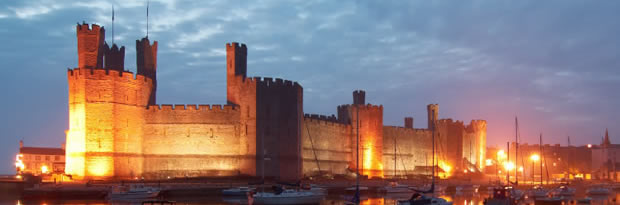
[5,191,620,205]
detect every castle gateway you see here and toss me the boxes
[65,23,486,180]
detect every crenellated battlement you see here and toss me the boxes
[239,76,301,89]
[384,126,431,134]
[304,114,339,123]
[337,104,383,111]
[303,115,350,128]
[226,42,247,52]
[147,104,238,112]
[76,23,103,33]
[67,68,153,83]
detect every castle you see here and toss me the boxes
[65,23,486,180]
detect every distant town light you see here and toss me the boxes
[485,159,493,166]
[41,165,49,174]
[503,161,515,171]
[587,144,592,148]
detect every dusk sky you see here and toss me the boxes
[0,0,619,174]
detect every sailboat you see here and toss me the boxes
[397,114,452,205]
[483,117,525,205]
[382,135,414,194]
[250,117,325,204]
[528,134,549,199]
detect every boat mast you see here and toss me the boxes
[356,105,360,197]
[506,142,510,184]
[539,133,543,185]
[394,135,397,178]
[431,113,436,197]
[515,117,519,186]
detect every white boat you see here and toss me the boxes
[107,184,160,200]
[397,193,453,205]
[301,184,327,195]
[383,182,413,193]
[586,186,611,195]
[222,186,256,196]
[252,189,324,204]
[456,184,479,193]
[527,185,548,198]
[345,185,369,192]
[551,185,575,197]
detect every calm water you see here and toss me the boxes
[2,191,620,205]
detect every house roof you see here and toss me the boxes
[19,147,65,155]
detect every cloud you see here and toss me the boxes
[169,24,223,49]
[10,4,61,19]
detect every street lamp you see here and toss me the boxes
[530,154,540,185]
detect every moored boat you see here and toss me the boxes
[527,185,548,198]
[586,185,611,195]
[107,184,160,200]
[252,188,324,205]
[222,186,256,196]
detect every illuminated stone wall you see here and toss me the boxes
[66,68,153,179]
[301,115,352,176]
[142,104,243,178]
[382,126,432,177]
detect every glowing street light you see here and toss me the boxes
[503,161,515,171]
[530,154,540,162]
[497,150,507,160]
[518,166,524,172]
[485,159,493,166]
[41,165,49,174]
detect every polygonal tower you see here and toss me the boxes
[76,23,105,69]
[136,37,158,105]
[226,42,247,106]
[66,24,154,180]
[427,104,439,129]
[338,90,384,178]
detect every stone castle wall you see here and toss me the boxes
[141,104,243,178]
[382,126,432,177]
[301,115,352,176]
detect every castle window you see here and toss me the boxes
[54,156,60,161]
[45,156,50,161]
[35,156,40,161]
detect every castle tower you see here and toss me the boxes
[353,90,366,105]
[136,37,158,105]
[66,26,154,179]
[76,23,105,69]
[339,90,384,178]
[104,42,125,71]
[404,117,413,128]
[226,42,247,105]
[427,104,439,129]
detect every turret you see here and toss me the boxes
[136,37,158,105]
[353,90,366,105]
[104,42,125,71]
[226,42,248,105]
[427,104,439,130]
[404,117,413,128]
[76,23,105,69]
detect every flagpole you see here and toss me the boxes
[112,5,114,45]
[146,0,149,38]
